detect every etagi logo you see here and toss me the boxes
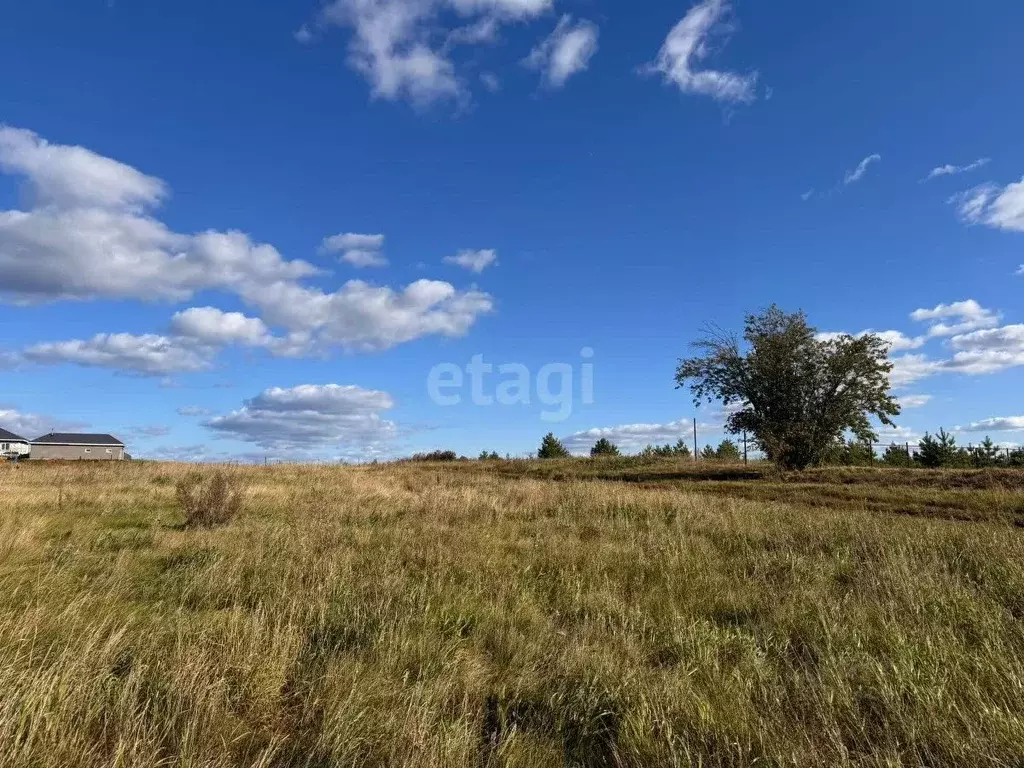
[427,348,595,422]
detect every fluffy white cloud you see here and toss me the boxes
[958,416,1024,433]
[911,299,1000,337]
[562,418,722,455]
[205,383,398,453]
[311,0,552,106]
[923,158,989,182]
[1,128,493,363]
[945,324,1024,374]
[0,129,318,303]
[889,354,942,388]
[0,125,166,211]
[898,394,932,409]
[23,333,212,375]
[320,232,388,268]
[0,407,87,438]
[524,16,599,88]
[443,248,498,273]
[646,0,758,103]
[243,278,493,351]
[170,307,273,347]
[952,179,1024,232]
[844,154,881,185]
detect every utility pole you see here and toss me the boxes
[693,418,698,462]
[742,431,748,465]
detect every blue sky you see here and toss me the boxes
[1,0,1023,460]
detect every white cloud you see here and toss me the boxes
[23,333,212,376]
[177,406,212,417]
[243,278,493,352]
[443,248,498,273]
[170,307,273,347]
[320,232,388,268]
[0,407,87,438]
[951,178,1024,232]
[957,416,1024,433]
[889,354,942,388]
[129,425,172,438]
[898,394,932,409]
[311,0,552,106]
[910,299,999,337]
[205,383,398,454]
[923,158,990,182]
[0,128,493,361]
[844,154,881,185]
[0,125,166,211]
[945,324,1024,374]
[562,418,722,455]
[646,0,758,103]
[524,15,599,88]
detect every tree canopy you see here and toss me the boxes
[590,438,620,457]
[537,433,571,459]
[675,305,900,470]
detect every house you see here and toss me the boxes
[0,427,31,459]
[30,433,126,461]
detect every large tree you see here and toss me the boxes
[675,305,900,470]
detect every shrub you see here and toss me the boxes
[412,450,458,462]
[176,472,242,529]
[590,438,620,457]
[538,433,570,459]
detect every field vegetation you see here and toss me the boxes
[2,459,1024,766]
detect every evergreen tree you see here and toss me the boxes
[700,445,717,461]
[590,438,620,457]
[916,429,961,468]
[673,438,692,458]
[971,437,1001,468]
[882,443,913,467]
[715,439,742,462]
[537,432,570,459]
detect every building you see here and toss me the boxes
[0,427,31,459]
[30,433,126,461]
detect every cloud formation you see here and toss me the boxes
[844,154,881,185]
[958,416,1024,433]
[320,232,388,268]
[923,158,990,182]
[443,248,498,273]
[0,407,87,438]
[647,0,758,103]
[524,16,599,88]
[307,0,552,106]
[205,383,398,455]
[0,127,493,371]
[952,178,1024,232]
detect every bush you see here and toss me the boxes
[176,472,242,529]
[478,451,502,461]
[882,443,913,467]
[590,438,620,457]
[412,450,458,462]
[639,439,691,459]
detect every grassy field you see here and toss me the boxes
[2,459,1024,766]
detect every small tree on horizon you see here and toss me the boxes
[538,433,571,459]
[882,442,913,467]
[675,305,900,470]
[590,438,620,457]
[700,445,717,461]
[715,439,742,462]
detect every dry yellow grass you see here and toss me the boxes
[1,460,1024,766]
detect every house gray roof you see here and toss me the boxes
[0,427,28,442]
[32,433,124,446]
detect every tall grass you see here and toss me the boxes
[1,460,1023,766]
